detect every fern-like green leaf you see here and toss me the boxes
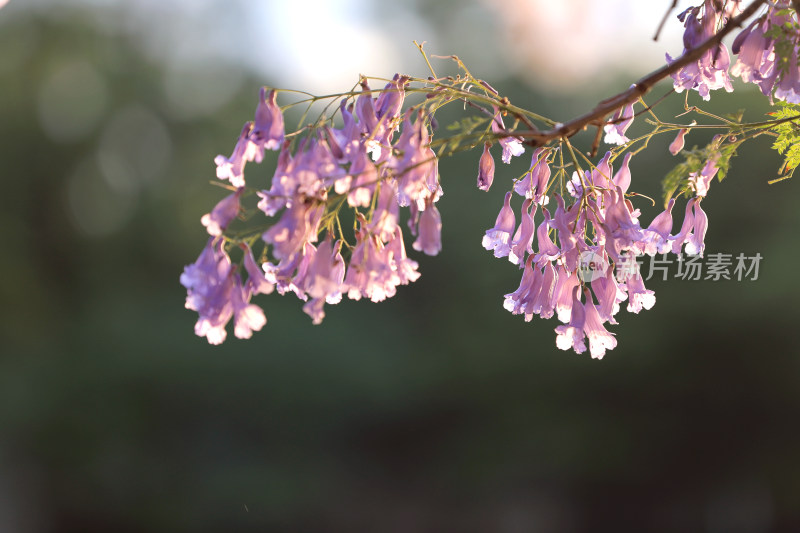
[768,102,800,179]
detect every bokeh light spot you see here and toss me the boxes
[37,60,108,142]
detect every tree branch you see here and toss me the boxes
[513,0,768,147]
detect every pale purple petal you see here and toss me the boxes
[243,244,275,296]
[582,288,617,359]
[201,190,241,237]
[251,88,285,154]
[671,198,696,254]
[684,199,708,256]
[554,286,587,354]
[214,123,257,187]
[603,102,635,146]
[482,191,516,257]
[477,142,495,191]
[509,199,536,265]
[669,129,688,155]
[612,153,633,194]
[412,203,442,256]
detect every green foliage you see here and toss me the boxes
[768,102,800,180]
[661,137,740,206]
[661,149,704,206]
[766,10,800,78]
[440,115,488,155]
[714,141,740,183]
[723,108,745,123]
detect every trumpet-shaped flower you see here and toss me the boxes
[603,102,635,145]
[667,0,734,100]
[413,203,442,256]
[554,287,587,354]
[477,142,495,191]
[251,88,285,154]
[201,189,241,237]
[482,191,516,258]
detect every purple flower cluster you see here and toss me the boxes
[667,0,734,101]
[482,147,717,358]
[731,3,800,103]
[179,2,798,355]
[183,75,443,343]
[669,0,800,103]
[180,240,268,344]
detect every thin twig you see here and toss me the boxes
[653,0,679,41]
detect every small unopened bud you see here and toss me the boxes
[477,142,495,191]
[669,128,688,155]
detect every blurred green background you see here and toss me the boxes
[1,1,799,532]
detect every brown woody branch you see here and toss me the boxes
[511,0,768,147]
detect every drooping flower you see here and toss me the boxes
[731,8,799,103]
[250,88,285,155]
[514,148,551,204]
[214,122,258,187]
[590,151,614,189]
[554,269,581,323]
[669,128,689,155]
[774,47,800,104]
[688,155,719,197]
[345,229,397,303]
[666,0,734,101]
[582,288,617,359]
[671,198,697,254]
[257,141,295,216]
[642,198,675,256]
[603,101,635,146]
[386,226,420,286]
[263,243,315,299]
[509,198,536,266]
[623,271,656,314]
[393,111,440,209]
[303,238,346,324]
[339,147,378,208]
[567,151,613,196]
[477,142,495,191]
[372,74,409,156]
[367,181,400,242]
[591,264,623,324]
[262,200,324,261]
[356,79,379,139]
[242,244,275,296]
[731,17,772,86]
[684,199,709,256]
[612,152,633,194]
[375,74,408,125]
[201,189,242,237]
[305,238,345,301]
[525,260,557,320]
[331,100,361,160]
[413,202,442,256]
[532,208,561,262]
[491,106,525,163]
[280,136,343,200]
[482,191,516,258]
[505,258,551,322]
[555,287,587,354]
[549,195,583,270]
[181,239,235,345]
[600,188,644,259]
[231,275,267,340]
[504,255,537,316]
